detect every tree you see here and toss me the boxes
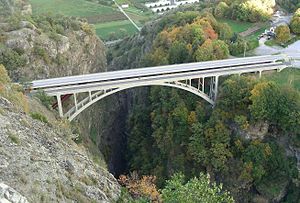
[214,2,230,18]
[194,39,214,61]
[249,81,300,133]
[217,76,256,117]
[275,25,291,44]
[188,120,232,173]
[212,39,229,59]
[276,0,300,12]
[168,41,190,64]
[290,9,300,34]
[118,174,161,202]
[218,23,233,41]
[290,16,300,34]
[194,39,229,61]
[161,173,234,203]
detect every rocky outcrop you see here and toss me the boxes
[0,96,121,202]
[0,183,29,203]
[2,19,106,81]
[232,121,269,140]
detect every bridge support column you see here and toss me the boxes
[89,91,92,101]
[209,76,219,103]
[259,71,262,78]
[215,76,219,101]
[74,93,78,111]
[56,95,63,117]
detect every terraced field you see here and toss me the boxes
[29,0,153,41]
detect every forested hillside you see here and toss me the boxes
[108,3,300,202]
[1,0,300,202]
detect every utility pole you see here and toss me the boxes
[243,41,247,57]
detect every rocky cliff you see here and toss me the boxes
[0,0,106,81]
[0,1,122,202]
[0,95,120,202]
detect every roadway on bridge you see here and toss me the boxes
[31,55,286,90]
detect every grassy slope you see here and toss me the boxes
[218,19,269,40]
[218,19,254,33]
[29,0,153,40]
[29,0,116,16]
[95,20,138,40]
[263,68,300,90]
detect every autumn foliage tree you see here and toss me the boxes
[275,25,291,44]
[143,13,230,66]
[118,173,161,202]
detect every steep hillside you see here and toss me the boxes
[0,65,121,202]
[0,0,107,81]
[104,7,300,203]
[0,1,123,202]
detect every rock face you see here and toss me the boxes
[2,20,107,81]
[0,96,121,202]
[0,183,29,203]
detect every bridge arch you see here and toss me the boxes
[65,81,215,121]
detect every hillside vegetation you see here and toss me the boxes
[0,64,121,202]
[107,5,300,202]
[0,9,107,81]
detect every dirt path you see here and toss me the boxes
[239,23,265,37]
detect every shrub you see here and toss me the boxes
[8,131,20,144]
[30,112,48,123]
[0,64,10,85]
[35,91,54,109]
[0,48,27,72]
[33,45,51,64]
[161,173,234,203]
[275,25,291,44]
[0,65,29,113]
[81,23,95,35]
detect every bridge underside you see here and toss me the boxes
[56,76,219,121]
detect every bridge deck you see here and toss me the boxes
[32,55,284,89]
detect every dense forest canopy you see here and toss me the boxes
[276,0,300,12]
[108,3,300,202]
[214,0,275,22]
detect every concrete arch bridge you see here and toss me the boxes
[28,54,299,121]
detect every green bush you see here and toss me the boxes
[33,45,51,64]
[0,48,27,72]
[81,23,95,35]
[30,112,48,123]
[161,173,234,203]
[8,132,20,144]
[35,91,54,109]
[0,64,11,85]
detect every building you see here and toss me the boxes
[145,0,199,13]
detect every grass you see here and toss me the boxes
[29,0,117,17]
[245,24,269,40]
[218,19,254,33]
[8,131,20,144]
[218,18,269,42]
[263,68,300,90]
[265,35,300,48]
[30,112,48,123]
[95,20,138,40]
[29,0,153,40]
